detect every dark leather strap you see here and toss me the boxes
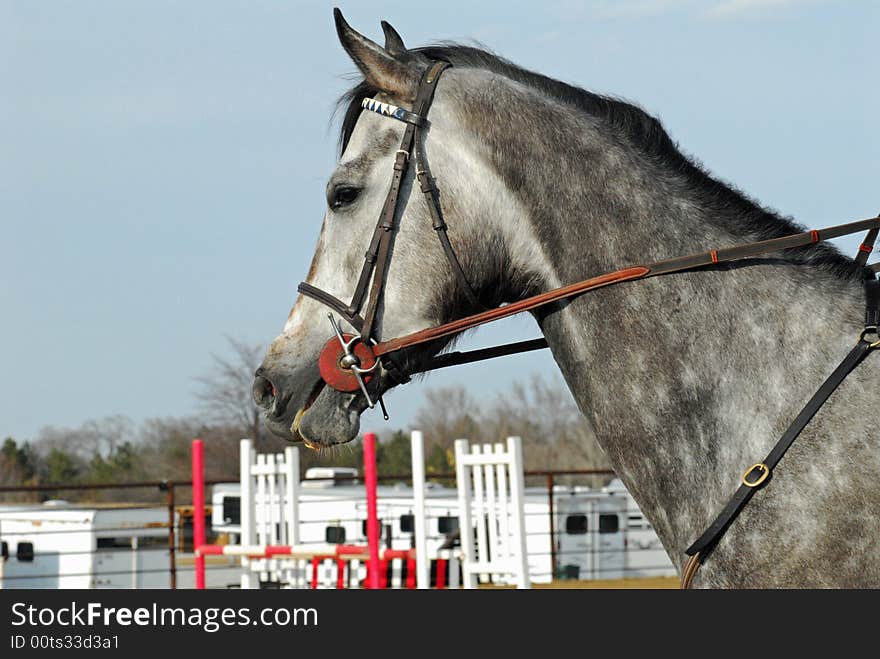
[685,337,873,561]
[681,278,880,586]
[413,101,483,309]
[854,214,879,266]
[297,282,364,331]
[412,338,549,374]
[360,62,452,342]
[866,278,880,329]
[360,132,418,340]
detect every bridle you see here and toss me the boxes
[298,61,481,417]
[298,59,880,587]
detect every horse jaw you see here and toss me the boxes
[294,385,369,449]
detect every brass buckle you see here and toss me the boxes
[741,463,770,488]
[859,328,880,349]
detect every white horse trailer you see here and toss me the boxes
[554,488,628,580]
[0,503,171,589]
[603,479,675,578]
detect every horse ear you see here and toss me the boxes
[334,9,419,100]
[380,20,407,55]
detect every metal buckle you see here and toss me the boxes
[860,327,880,349]
[741,463,770,488]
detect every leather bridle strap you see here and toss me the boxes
[297,61,452,344]
[373,216,880,359]
[680,277,880,588]
[413,105,482,309]
[298,281,365,331]
[853,212,880,265]
[360,62,452,342]
[409,337,550,374]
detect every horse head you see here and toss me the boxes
[253,11,542,448]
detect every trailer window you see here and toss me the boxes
[565,514,588,535]
[599,514,619,534]
[223,496,241,525]
[1,541,7,560]
[16,542,34,562]
[400,514,414,533]
[97,536,166,550]
[325,526,346,544]
[437,516,459,534]
[627,514,649,530]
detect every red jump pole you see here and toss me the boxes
[192,439,206,590]
[363,432,381,589]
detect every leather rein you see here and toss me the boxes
[299,60,880,587]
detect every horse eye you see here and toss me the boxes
[329,185,361,210]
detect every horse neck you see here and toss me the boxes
[476,101,866,560]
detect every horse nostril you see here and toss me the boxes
[253,374,278,410]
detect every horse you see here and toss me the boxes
[252,10,879,587]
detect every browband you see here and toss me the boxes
[361,97,426,126]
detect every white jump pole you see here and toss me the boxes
[239,439,257,589]
[411,431,429,589]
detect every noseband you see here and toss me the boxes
[298,59,880,587]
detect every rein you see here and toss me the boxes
[299,58,880,588]
[371,217,880,358]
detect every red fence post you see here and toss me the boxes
[436,558,447,590]
[336,559,346,590]
[364,432,381,589]
[405,558,416,589]
[192,439,206,590]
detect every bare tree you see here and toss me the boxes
[34,415,133,461]
[414,374,611,475]
[195,336,267,443]
[414,386,482,444]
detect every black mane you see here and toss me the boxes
[337,44,866,281]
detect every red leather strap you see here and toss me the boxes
[374,267,650,356]
[373,215,880,360]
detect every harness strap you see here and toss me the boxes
[413,96,483,309]
[854,214,879,265]
[375,267,650,356]
[410,338,549,374]
[297,282,364,331]
[680,277,880,587]
[360,134,418,340]
[302,61,452,343]
[374,216,880,358]
[354,61,452,343]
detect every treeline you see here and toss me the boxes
[0,374,610,503]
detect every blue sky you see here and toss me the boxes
[2,1,877,442]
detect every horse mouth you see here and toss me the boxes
[291,380,326,447]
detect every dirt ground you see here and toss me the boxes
[534,576,679,589]
[481,576,679,589]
